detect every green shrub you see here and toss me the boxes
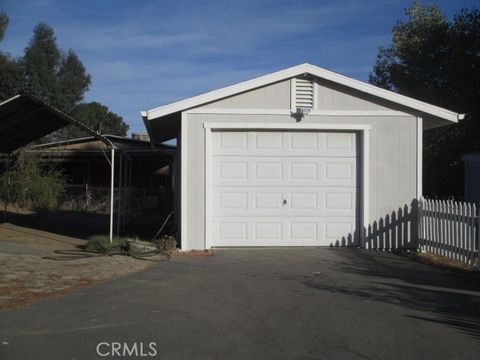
[85,235,127,253]
[0,152,67,210]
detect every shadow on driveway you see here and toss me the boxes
[303,249,480,340]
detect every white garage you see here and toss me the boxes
[141,63,461,250]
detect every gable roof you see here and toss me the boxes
[143,63,463,123]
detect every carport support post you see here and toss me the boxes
[3,154,11,221]
[109,148,115,243]
[116,152,123,237]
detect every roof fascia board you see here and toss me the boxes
[146,63,461,123]
[147,64,308,120]
[302,64,460,122]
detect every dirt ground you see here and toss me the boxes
[0,221,162,311]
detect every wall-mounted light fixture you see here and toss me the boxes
[291,107,311,122]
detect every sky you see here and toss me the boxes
[1,0,477,134]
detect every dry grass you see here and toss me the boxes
[172,249,214,257]
[0,277,94,311]
[414,252,478,272]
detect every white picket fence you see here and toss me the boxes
[419,199,479,266]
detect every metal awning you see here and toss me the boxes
[0,93,113,154]
[0,93,120,242]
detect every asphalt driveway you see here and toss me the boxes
[0,248,479,360]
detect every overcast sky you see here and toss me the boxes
[1,0,477,134]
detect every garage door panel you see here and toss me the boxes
[290,132,318,150]
[210,130,358,247]
[217,161,248,180]
[218,192,248,210]
[212,216,357,246]
[290,222,318,241]
[324,221,356,245]
[218,222,248,243]
[212,157,357,187]
[290,192,317,209]
[325,162,354,181]
[255,192,283,209]
[212,187,356,217]
[255,162,283,179]
[290,162,318,180]
[212,218,285,246]
[212,131,357,157]
[254,222,284,242]
[218,131,249,150]
[254,132,284,150]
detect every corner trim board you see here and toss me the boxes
[180,112,188,250]
[417,117,423,198]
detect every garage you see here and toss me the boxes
[142,63,462,250]
[209,130,358,246]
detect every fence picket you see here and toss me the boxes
[428,199,433,254]
[469,203,474,265]
[444,201,448,258]
[449,201,454,260]
[460,203,465,263]
[466,203,472,264]
[472,204,478,265]
[453,202,458,260]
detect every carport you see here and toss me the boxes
[0,93,119,241]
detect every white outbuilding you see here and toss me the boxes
[462,153,480,203]
[142,64,462,250]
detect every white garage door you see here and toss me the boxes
[210,130,358,246]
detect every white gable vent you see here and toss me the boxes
[293,77,315,111]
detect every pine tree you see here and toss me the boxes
[22,23,62,105]
[0,10,9,41]
[0,10,22,100]
[57,50,91,113]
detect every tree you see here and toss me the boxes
[0,10,8,41]
[59,102,129,139]
[22,23,62,105]
[56,50,91,113]
[0,11,22,100]
[370,3,480,199]
[21,23,92,113]
[0,53,22,101]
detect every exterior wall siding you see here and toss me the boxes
[465,160,480,203]
[201,79,291,109]
[315,79,393,111]
[200,78,400,112]
[183,112,417,250]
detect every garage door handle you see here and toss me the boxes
[283,199,287,205]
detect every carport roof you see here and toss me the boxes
[0,93,112,154]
